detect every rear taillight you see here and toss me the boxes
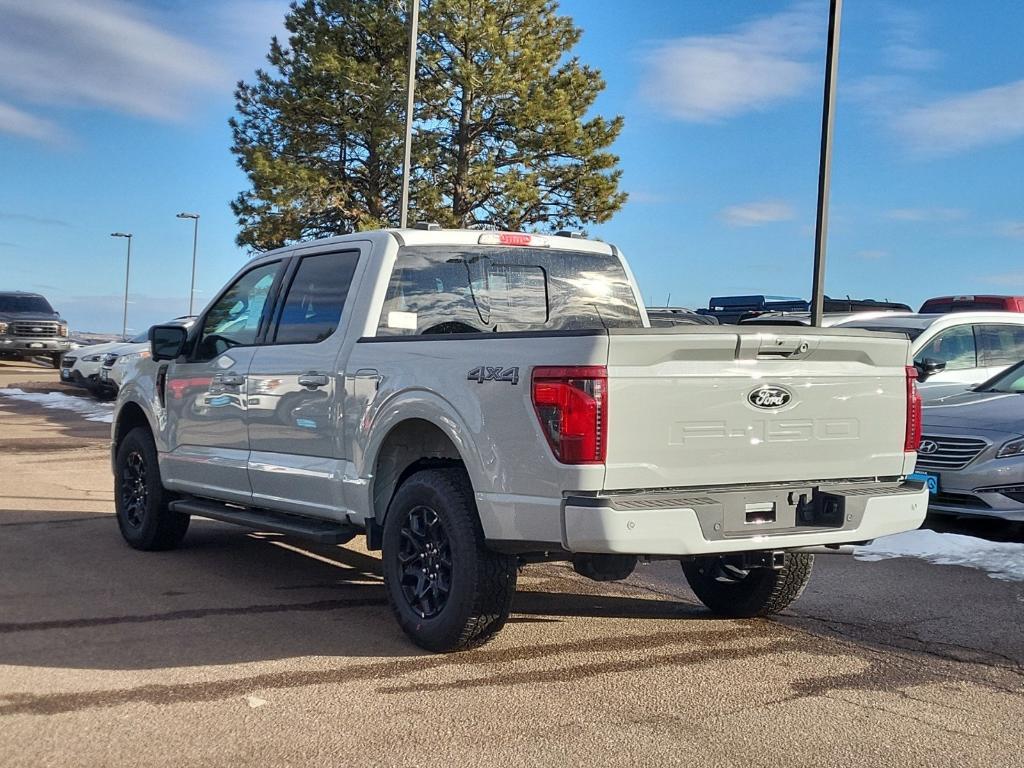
[905,365,922,451]
[531,366,607,464]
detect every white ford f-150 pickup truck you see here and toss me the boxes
[112,227,927,651]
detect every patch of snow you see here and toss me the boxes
[0,388,114,423]
[245,696,267,709]
[856,529,1024,582]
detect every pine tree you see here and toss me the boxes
[230,0,625,249]
[230,0,408,250]
[413,0,626,230]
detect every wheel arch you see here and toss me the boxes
[113,400,154,453]
[369,417,471,526]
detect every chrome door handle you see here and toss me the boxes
[218,373,246,387]
[298,372,330,389]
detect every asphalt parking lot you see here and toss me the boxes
[1,359,1023,767]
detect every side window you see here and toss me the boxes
[975,324,1024,367]
[273,250,359,344]
[195,262,281,361]
[915,325,977,370]
[377,254,487,336]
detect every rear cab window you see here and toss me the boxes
[376,245,643,336]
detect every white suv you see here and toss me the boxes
[837,312,1024,396]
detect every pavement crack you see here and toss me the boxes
[0,596,387,634]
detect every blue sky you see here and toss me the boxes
[1,0,1022,332]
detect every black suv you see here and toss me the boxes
[0,292,71,368]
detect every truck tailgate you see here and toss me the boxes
[603,327,913,491]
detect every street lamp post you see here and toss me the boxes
[399,0,420,228]
[810,0,843,327]
[176,212,200,315]
[111,232,133,340]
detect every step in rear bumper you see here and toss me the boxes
[561,481,928,556]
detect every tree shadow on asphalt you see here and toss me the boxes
[0,512,709,672]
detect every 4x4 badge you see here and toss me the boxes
[467,366,519,385]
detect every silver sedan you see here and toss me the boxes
[917,360,1024,521]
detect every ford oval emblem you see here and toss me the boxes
[748,385,792,409]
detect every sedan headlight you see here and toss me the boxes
[997,438,1024,458]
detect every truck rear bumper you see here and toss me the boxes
[560,481,928,556]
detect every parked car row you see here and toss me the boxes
[60,317,194,399]
[699,292,1024,324]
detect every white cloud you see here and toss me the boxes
[879,7,939,72]
[640,3,823,122]
[996,221,1024,239]
[983,272,1024,288]
[883,207,967,222]
[720,200,795,227]
[893,79,1024,155]
[0,101,63,143]
[0,0,228,140]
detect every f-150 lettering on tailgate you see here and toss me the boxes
[670,418,860,444]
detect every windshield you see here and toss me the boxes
[976,360,1024,393]
[839,324,926,341]
[378,246,643,335]
[0,295,54,314]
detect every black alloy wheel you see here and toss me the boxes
[398,505,453,619]
[114,426,190,551]
[120,449,149,529]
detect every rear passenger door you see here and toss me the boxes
[975,324,1024,381]
[245,246,363,519]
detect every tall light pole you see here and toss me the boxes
[111,232,133,340]
[810,0,843,327]
[176,212,200,315]
[399,0,420,228]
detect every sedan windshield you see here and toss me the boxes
[976,360,1024,393]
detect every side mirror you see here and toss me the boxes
[915,357,946,381]
[150,325,188,361]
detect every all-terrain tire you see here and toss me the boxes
[114,427,190,551]
[681,552,814,617]
[382,467,517,652]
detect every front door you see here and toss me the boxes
[246,248,362,518]
[914,324,980,386]
[161,259,285,505]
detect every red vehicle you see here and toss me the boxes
[919,295,1024,314]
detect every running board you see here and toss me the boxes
[169,498,357,544]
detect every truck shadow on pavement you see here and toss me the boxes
[0,512,708,674]
[2,511,1019,726]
